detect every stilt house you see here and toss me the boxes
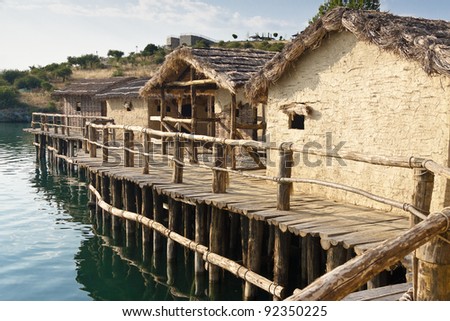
[95,77,150,129]
[246,8,450,212]
[53,77,133,118]
[140,47,275,141]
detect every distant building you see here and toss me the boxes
[166,34,215,50]
[166,37,180,50]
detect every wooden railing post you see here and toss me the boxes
[60,116,65,135]
[142,133,150,174]
[212,143,227,193]
[88,124,97,158]
[54,116,58,134]
[102,128,109,164]
[83,121,89,154]
[277,143,293,211]
[66,116,70,136]
[172,134,184,183]
[124,129,134,167]
[40,115,47,131]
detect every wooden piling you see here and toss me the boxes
[110,177,123,236]
[195,203,208,274]
[412,170,450,300]
[195,203,208,296]
[124,180,136,247]
[209,207,226,283]
[326,245,350,273]
[240,216,249,268]
[306,235,323,284]
[416,232,450,300]
[244,219,264,300]
[40,134,46,160]
[141,186,153,262]
[411,168,435,299]
[101,175,111,232]
[153,190,164,253]
[273,228,290,300]
[167,198,182,262]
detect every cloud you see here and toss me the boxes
[5,0,293,34]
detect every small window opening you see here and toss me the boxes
[166,106,171,113]
[157,105,161,112]
[289,113,305,130]
[76,102,81,112]
[124,101,133,111]
[235,108,240,118]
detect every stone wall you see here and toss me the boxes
[266,31,450,213]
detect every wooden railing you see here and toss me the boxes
[31,112,114,137]
[31,113,450,300]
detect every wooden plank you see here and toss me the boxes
[342,283,412,301]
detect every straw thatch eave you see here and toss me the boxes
[52,77,134,98]
[95,77,150,100]
[246,7,450,103]
[140,47,275,97]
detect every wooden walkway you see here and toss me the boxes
[73,148,409,256]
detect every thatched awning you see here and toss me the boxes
[140,47,275,97]
[246,7,450,103]
[95,77,150,100]
[52,77,134,98]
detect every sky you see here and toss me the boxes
[1,0,450,71]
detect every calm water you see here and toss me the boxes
[0,123,242,301]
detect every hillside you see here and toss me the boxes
[0,40,285,122]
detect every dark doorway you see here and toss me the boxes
[181,104,192,118]
[100,101,107,116]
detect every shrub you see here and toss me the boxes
[14,75,42,90]
[0,86,19,109]
[112,68,124,77]
[0,69,27,85]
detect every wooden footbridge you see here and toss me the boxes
[26,113,450,301]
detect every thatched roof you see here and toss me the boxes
[140,47,275,96]
[246,7,450,102]
[52,77,134,97]
[95,77,150,100]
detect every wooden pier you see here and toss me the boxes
[26,113,450,301]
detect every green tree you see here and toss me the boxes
[0,70,27,85]
[54,65,72,82]
[107,49,125,61]
[0,86,19,109]
[67,54,101,69]
[142,43,159,56]
[310,0,380,23]
[14,75,42,90]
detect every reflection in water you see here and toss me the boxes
[0,123,244,300]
